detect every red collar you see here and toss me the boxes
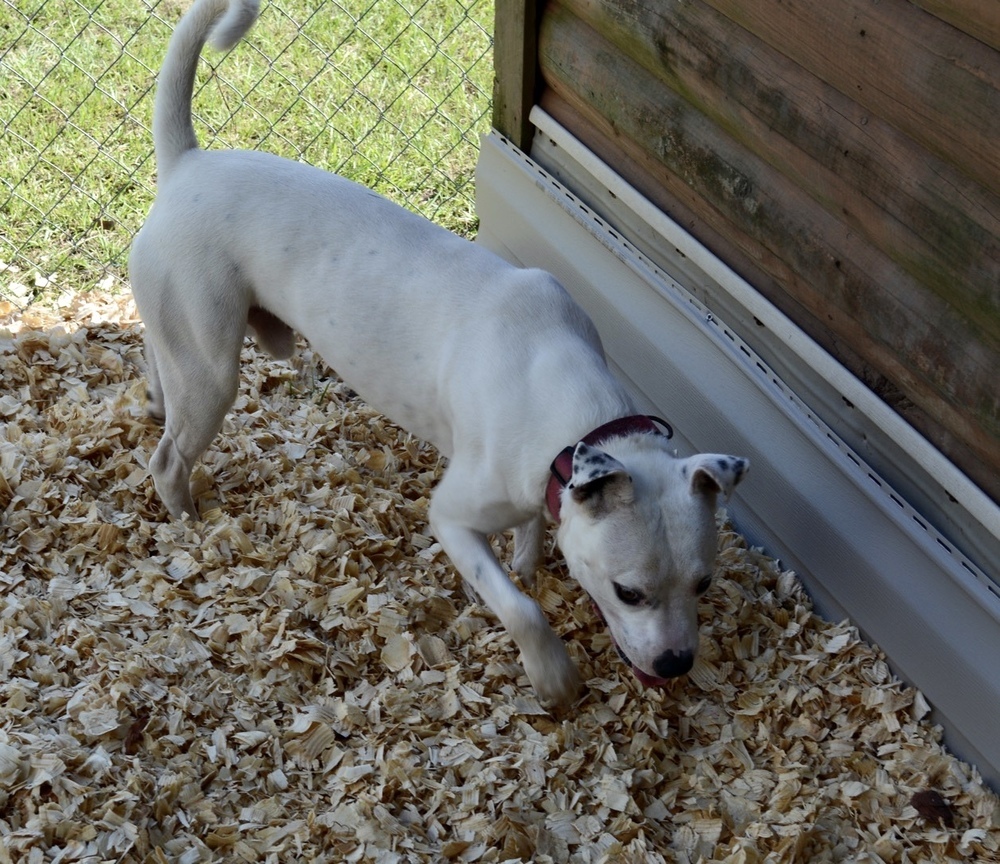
[546,415,673,521]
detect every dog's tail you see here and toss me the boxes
[153,0,261,180]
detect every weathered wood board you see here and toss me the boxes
[701,0,1000,197]
[909,0,1000,52]
[493,0,539,151]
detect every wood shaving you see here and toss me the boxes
[1,293,998,862]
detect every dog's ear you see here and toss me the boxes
[686,454,749,502]
[568,442,633,515]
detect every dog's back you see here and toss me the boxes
[132,0,625,478]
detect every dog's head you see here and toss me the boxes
[555,437,748,687]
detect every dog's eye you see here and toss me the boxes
[613,583,645,606]
[695,575,712,596]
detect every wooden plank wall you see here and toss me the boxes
[510,0,1000,502]
[493,0,539,151]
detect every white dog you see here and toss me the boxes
[129,0,749,705]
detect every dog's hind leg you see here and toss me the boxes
[148,327,244,519]
[143,337,167,424]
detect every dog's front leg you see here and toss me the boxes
[430,517,582,706]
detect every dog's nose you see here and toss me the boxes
[652,648,694,678]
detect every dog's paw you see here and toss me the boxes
[522,641,583,707]
[511,563,537,590]
[510,531,540,579]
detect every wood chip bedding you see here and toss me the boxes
[0,291,997,863]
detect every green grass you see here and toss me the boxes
[0,0,494,304]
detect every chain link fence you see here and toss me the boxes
[0,0,494,309]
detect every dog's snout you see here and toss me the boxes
[652,648,694,679]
